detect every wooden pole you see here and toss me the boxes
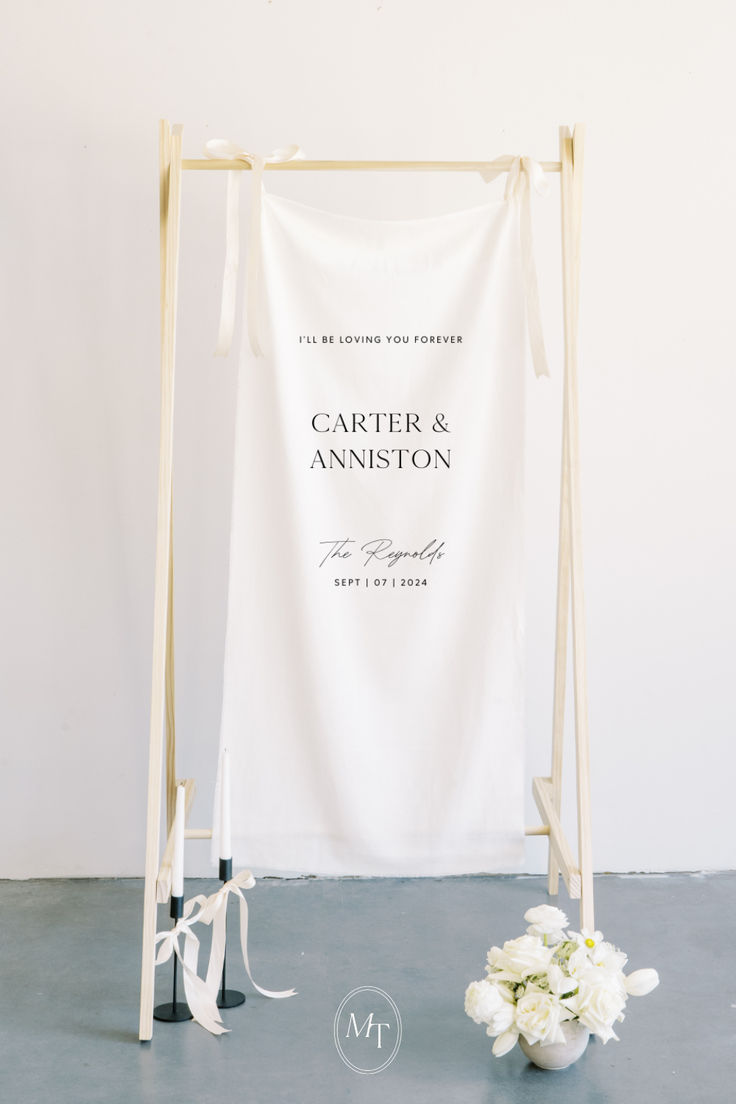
[161,130,177,836]
[548,258,572,897]
[139,120,183,1042]
[559,124,594,930]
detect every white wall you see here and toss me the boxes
[1,0,733,878]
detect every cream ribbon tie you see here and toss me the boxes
[206,142,548,375]
[204,140,305,358]
[481,155,551,378]
[198,869,298,1000]
[154,895,228,1035]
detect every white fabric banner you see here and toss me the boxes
[212,185,538,876]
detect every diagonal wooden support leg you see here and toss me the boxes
[558,124,594,932]
[139,120,183,1042]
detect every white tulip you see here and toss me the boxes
[624,968,660,996]
[492,1027,520,1056]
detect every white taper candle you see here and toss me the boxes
[172,783,185,898]
[220,747,232,860]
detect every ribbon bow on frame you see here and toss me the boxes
[480,155,551,379]
[204,139,305,358]
[198,869,298,1001]
[154,895,228,1035]
[206,142,550,377]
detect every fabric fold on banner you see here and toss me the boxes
[213,183,542,877]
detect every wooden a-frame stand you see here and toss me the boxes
[139,121,592,1041]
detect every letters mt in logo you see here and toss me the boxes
[333,987,402,1074]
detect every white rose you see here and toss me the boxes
[524,904,569,942]
[514,985,568,1046]
[498,935,554,978]
[567,974,627,1043]
[486,945,507,971]
[464,979,515,1034]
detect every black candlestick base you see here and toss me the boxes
[153,896,192,1023]
[216,858,245,1009]
[154,1000,193,1022]
[217,989,246,1009]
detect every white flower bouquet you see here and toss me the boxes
[465,905,659,1057]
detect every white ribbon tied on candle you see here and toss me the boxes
[154,895,228,1035]
[204,139,305,358]
[198,869,297,1000]
[480,155,551,379]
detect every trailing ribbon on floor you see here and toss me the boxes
[198,869,298,1000]
[154,895,228,1035]
[480,155,551,379]
[204,139,304,358]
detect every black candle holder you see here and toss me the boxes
[216,857,246,1009]
[153,895,193,1022]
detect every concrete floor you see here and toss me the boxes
[0,873,733,1103]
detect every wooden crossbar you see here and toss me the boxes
[182,158,563,173]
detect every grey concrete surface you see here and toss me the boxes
[0,874,733,1103]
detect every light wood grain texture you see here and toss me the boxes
[559,125,594,931]
[157,123,177,839]
[156,778,196,903]
[533,776,582,899]
[164,164,177,835]
[138,120,183,1043]
[547,133,574,897]
[182,158,562,173]
[165,516,176,832]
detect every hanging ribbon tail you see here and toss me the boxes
[237,887,297,998]
[201,870,297,999]
[180,928,228,1035]
[155,900,229,1035]
[204,139,305,359]
[214,169,241,357]
[481,154,551,379]
[204,892,229,995]
[245,155,265,360]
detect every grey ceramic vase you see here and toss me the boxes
[518,1019,590,1069]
